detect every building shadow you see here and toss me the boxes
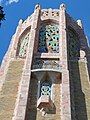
[69,61,88,120]
[25,75,38,120]
[47,103,56,114]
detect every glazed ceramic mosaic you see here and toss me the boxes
[40,81,51,96]
[18,31,30,57]
[38,25,59,53]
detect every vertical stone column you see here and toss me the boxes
[77,19,88,50]
[59,4,71,120]
[77,20,90,84]
[61,70,71,120]
[59,3,68,69]
[37,80,41,99]
[12,4,41,120]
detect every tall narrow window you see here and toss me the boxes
[40,80,51,96]
[38,25,59,53]
[67,29,80,58]
[17,31,30,57]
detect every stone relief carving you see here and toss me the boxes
[32,59,60,70]
[41,9,59,17]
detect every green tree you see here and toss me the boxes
[0,6,5,26]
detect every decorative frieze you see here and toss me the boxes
[32,59,61,70]
[41,9,59,20]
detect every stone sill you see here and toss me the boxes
[31,68,62,73]
[34,53,60,59]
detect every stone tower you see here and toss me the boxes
[0,3,90,120]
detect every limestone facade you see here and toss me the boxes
[0,3,90,120]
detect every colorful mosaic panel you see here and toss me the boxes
[67,30,80,58]
[32,59,60,70]
[38,25,59,53]
[18,31,30,57]
[41,81,51,96]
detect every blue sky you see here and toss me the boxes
[0,0,90,64]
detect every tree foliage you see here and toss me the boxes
[0,6,5,25]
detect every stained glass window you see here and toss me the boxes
[67,29,80,58]
[40,80,51,96]
[18,31,30,57]
[38,25,59,53]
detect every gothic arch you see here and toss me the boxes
[67,26,80,38]
[18,26,31,40]
[16,27,31,58]
[38,21,59,53]
[41,19,59,25]
[67,27,80,58]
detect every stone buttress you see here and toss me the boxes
[0,3,90,120]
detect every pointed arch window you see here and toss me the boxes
[38,25,59,53]
[17,30,30,58]
[67,29,80,58]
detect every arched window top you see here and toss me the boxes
[38,25,59,53]
[68,28,79,39]
[67,29,80,58]
[17,30,30,58]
